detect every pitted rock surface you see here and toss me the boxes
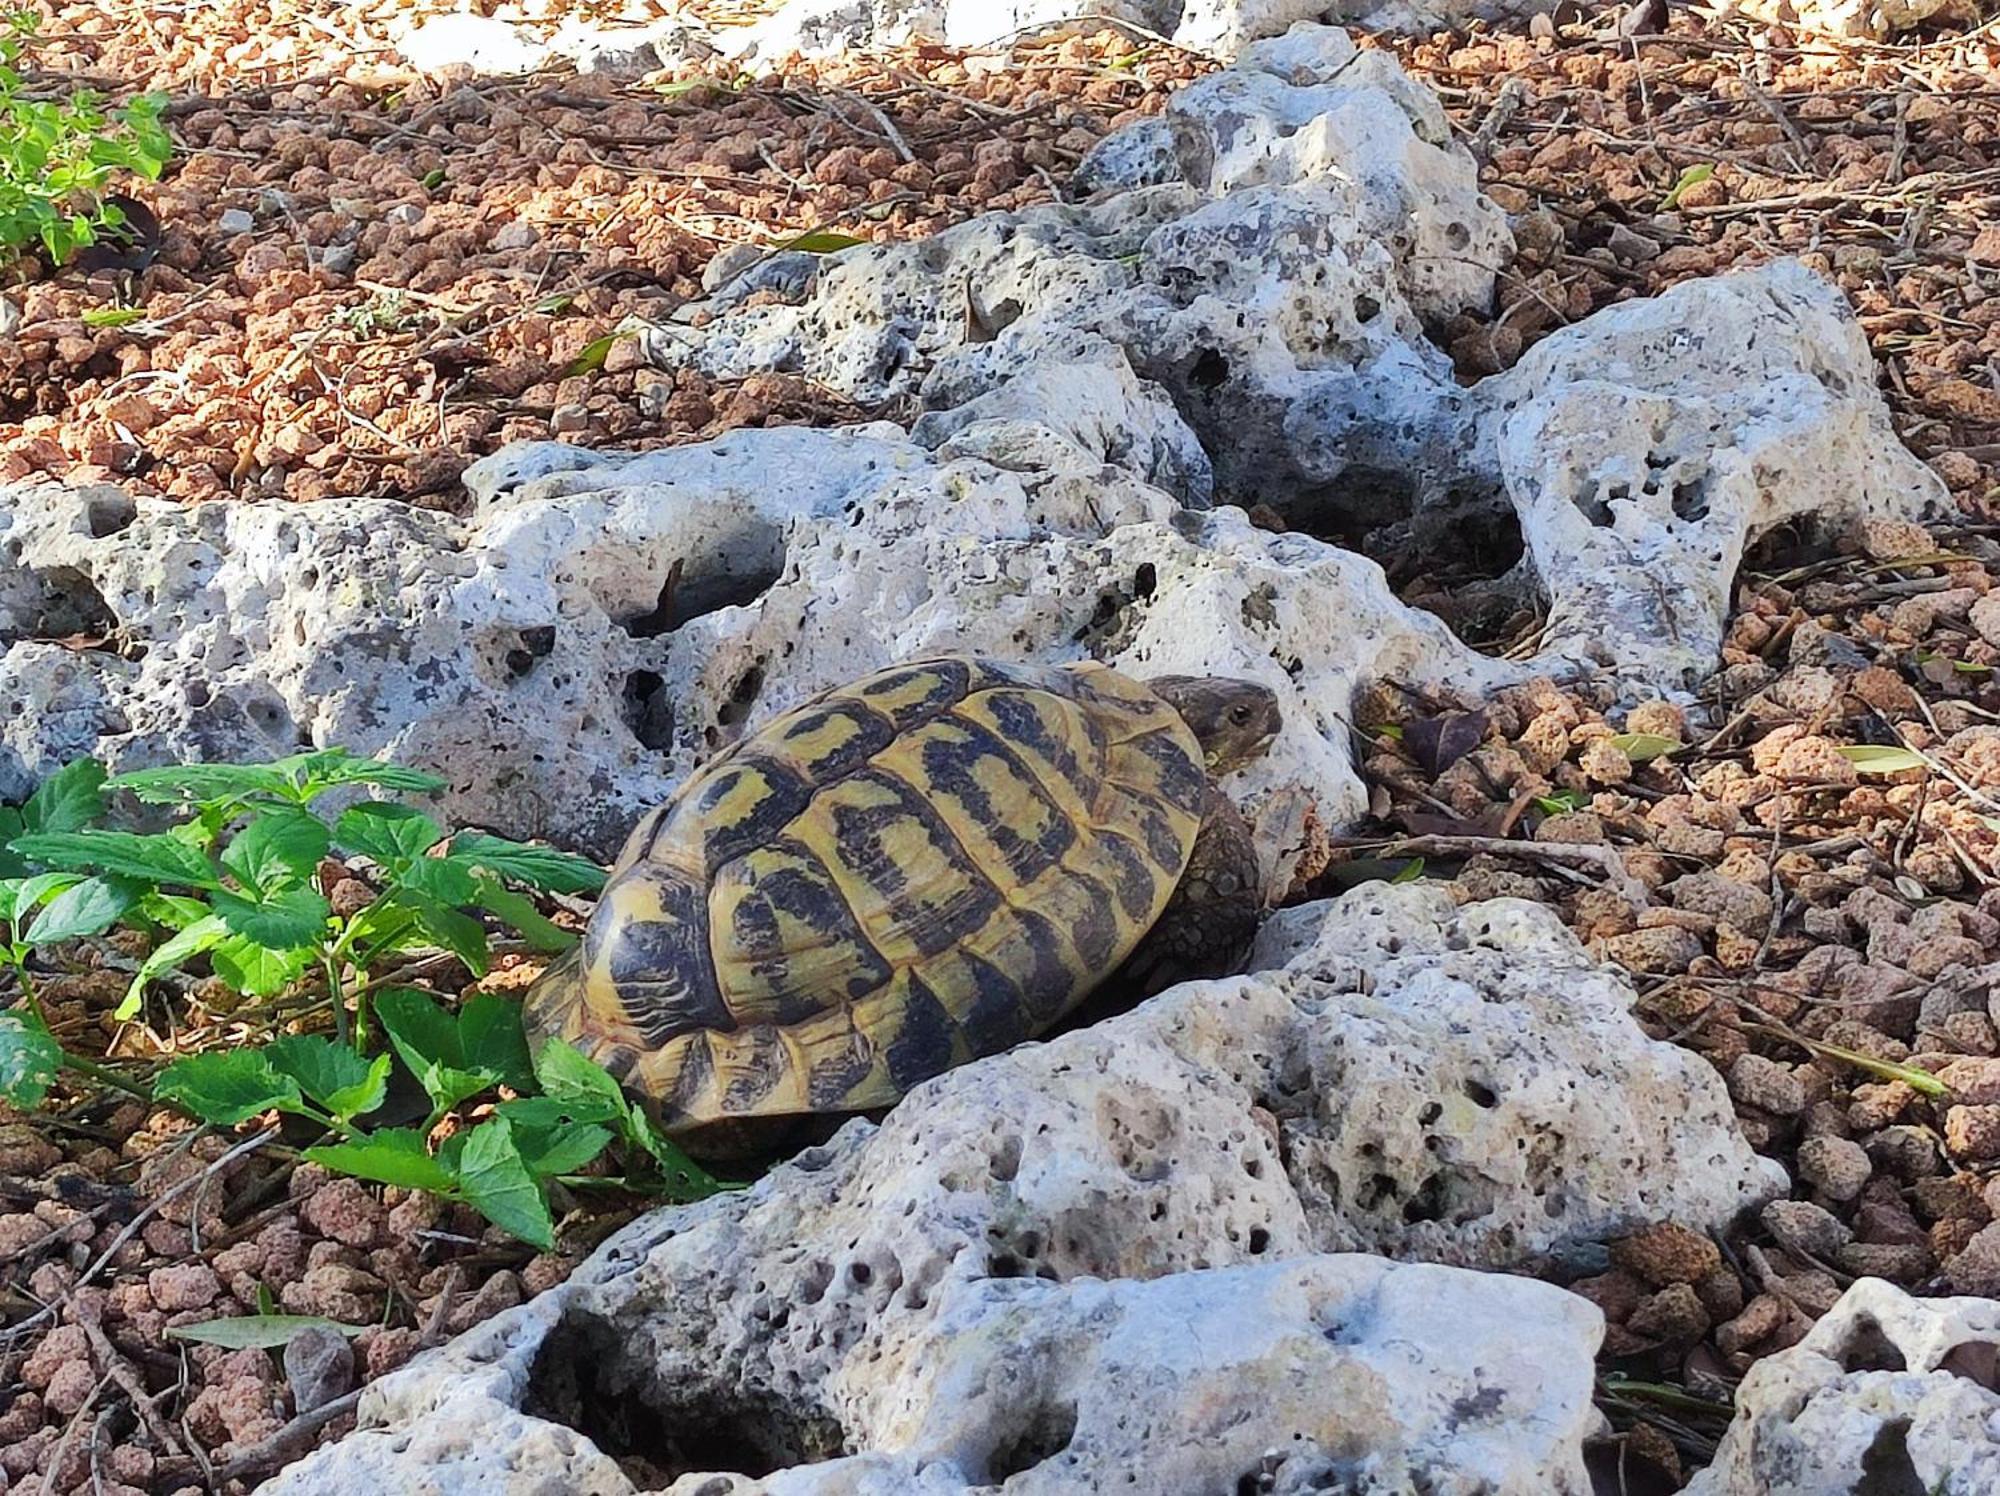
[261,886,1772,1493]
[1687,1277,2000,1495]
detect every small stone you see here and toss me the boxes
[1864,1125,1943,1179]
[1599,926,1703,975]
[1944,1220,2000,1295]
[1578,737,1633,785]
[1762,1200,1853,1259]
[1945,1103,2000,1161]
[1694,1265,1745,1322]
[1609,1222,1722,1287]
[146,1264,220,1312]
[283,1325,355,1415]
[217,208,255,234]
[1795,1136,1871,1202]
[1715,1294,1789,1356]
[1626,1283,1709,1343]
[1728,1054,1807,1117]
[1836,1242,1933,1282]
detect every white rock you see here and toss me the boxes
[1688,1277,2000,1495]
[268,1254,1603,1496]
[217,208,255,234]
[1715,0,1975,38]
[268,884,1776,1494]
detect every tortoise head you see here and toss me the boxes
[1146,675,1281,775]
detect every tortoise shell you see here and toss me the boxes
[523,655,1209,1137]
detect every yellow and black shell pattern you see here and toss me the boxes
[524,656,1208,1137]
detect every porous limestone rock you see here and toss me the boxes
[0,413,1506,862]
[1716,0,1976,39]
[1687,1277,2000,1495]
[265,885,1772,1494]
[268,1254,1604,1496]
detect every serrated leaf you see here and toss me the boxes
[0,872,83,927]
[274,749,447,800]
[0,1008,63,1109]
[304,1129,458,1193]
[512,1116,613,1177]
[531,1038,628,1124]
[209,933,314,999]
[334,802,443,869]
[474,881,573,953]
[107,762,294,806]
[1837,745,1930,774]
[212,886,329,948]
[166,1314,366,1349]
[9,829,219,889]
[265,1036,384,1119]
[1608,732,1679,764]
[398,855,478,907]
[449,833,605,895]
[24,874,140,944]
[397,893,489,975]
[120,913,228,1019]
[458,995,536,1093]
[375,987,462,1068]
[454,1117,554,1249]
[779,230,865,253]
[22,759,107,835]
[623,1102,729,1199]
[155,1051,303,1125]
[221,809,330,895]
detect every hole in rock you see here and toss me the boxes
[1855,1416,1925,1496]
[525,1308,847,1486]
[1189,348,1230,390]
[19,565,117,642]
[1837,1314,1908,1374]
[718,663,766,729]
[622,670,675,752]
[85,492,137,538]
[1464,1078,1499,1109]
[1670,475,1711,523]
[984,1399,1078,1481]
[621,544,785,640]
[1278,472,1533,654]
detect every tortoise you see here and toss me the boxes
[524,655,1280,1154]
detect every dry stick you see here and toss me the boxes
[1337,833,1650,907]
[831,86,916,164]
[81,1315,188,1458]
[0,1129,279,1344]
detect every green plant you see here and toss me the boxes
[0,13,173,266]
[0,747,729,1249]
[155,992,720,1249]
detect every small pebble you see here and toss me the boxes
[1795,1135,1872,1201]
[1728,1054,1807,1117]
[1762,1200,1853,1260]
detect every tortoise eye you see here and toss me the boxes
[1229,704,1253,723]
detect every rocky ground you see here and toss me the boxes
[5,0,2000,1492]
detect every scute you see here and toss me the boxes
[531,654,1210,1143]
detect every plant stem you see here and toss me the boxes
[58,1050,151,1101]
[321,947,349,1047]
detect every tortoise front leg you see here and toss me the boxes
[1116,785,1266,999]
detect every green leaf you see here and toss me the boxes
[304,1130,458,1193]
[334,803,442,869]
[212,886,329,949]
[531,1038,629,1124]
[511,1115,613,1177]
[1661,162,1714,210]
[0,872,83,927]
[454,1117,554,1249]
[107,762,294,807]
[1837,745,1930,774]
[374,986,462,1069]
[0,1008,63,1109]
[0,809,25,879]
[276,749,447,800]
[563,333,623,377]
[8,829,220,889]
[778,230,865,253]
[140,892,214,930]
[221,809,330,894]
[1389,857,1426,884]
[1607,732,1679,764]
[622,1102,730,1199]
[475,881,574,953]
[155,1051,304,1125]
[394,891,489,975]
[21,759,107,835]
[265,1036,387,1121]
[119,913,227,1019]
[448,833,605,895]
[81,306,145,328]
[398,855,478,907]
[420,166,445,190]
[166,1314,367,1349]
[458,995,536,1092]
[209,935,313,998]
[24,874,140,944]
[1534,791,1586,815]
